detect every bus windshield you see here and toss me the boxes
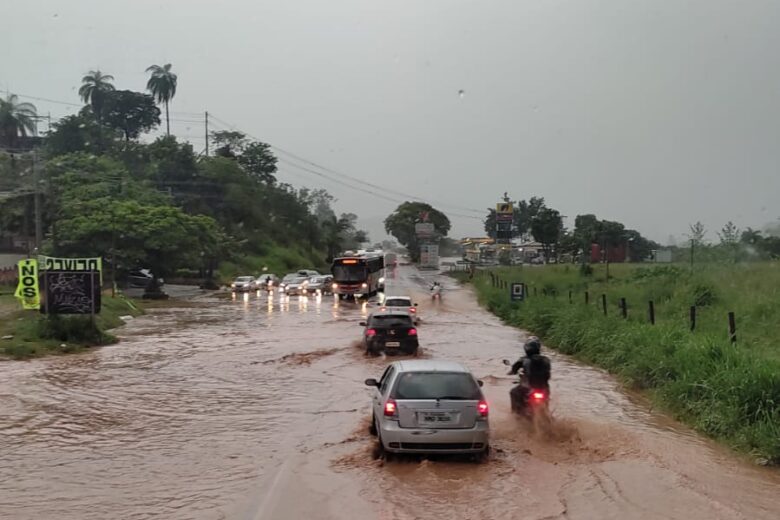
[332,265,366,282]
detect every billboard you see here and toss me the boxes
[37,256,103,314]
[496,202,513,223]
[415,223,435,238]
[40,271,101,315]
[419,244,439,269]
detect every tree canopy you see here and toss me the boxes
[385,202,450,261]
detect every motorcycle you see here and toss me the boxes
[502,359,550,417]
[430,284,442,301]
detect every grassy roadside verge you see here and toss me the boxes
[0,292,144,360]
[453,262,780,465]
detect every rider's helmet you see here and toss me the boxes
[523,336,542,356]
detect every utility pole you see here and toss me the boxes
[204,111,209,156]
[32,150,43,252]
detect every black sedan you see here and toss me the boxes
[359,311,419,356]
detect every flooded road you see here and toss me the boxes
[1,265,778,519]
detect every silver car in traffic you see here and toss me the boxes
[365,360,489,458]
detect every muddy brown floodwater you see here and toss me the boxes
[1,265,779,519]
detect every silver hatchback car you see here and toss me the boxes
[365,360,489,458]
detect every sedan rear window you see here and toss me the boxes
[385,299,411,307]
[370,315,413,328]
[392,372,481,400]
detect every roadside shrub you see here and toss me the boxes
[690,283,718,306]
[35,315,113,345]
[2,343,39,360]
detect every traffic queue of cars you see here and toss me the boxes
[229,263,490,461]
[360,287,491,461]
[230,270,333,296]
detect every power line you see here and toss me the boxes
[13,92,206,118]
[277,159,482,220]
[209,112,486,218]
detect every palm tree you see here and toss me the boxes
[146,63,178,136]
[0,94,37,149]
[78,70,115,121]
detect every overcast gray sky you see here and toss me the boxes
[4,0,779,243]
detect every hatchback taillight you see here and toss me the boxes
[477,400,489,418]
[366,328,377,337]
[384,399,397,417]
[408,328,417,336]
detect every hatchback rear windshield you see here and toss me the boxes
[385,299,411,307]
[392,372,481,400]
[370,315,413,328]
[236,277,253,282]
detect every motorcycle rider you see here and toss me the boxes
[508,336,551,411]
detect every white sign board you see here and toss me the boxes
[415,223,435,238]
[419,244,439,269]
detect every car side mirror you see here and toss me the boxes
[359,321,367,326]
[502,359,511,366]
[364,378,379,387]
[477,380,484,387]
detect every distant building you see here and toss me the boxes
[590,243,627,263]
[654,249,673,263]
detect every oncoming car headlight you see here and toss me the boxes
[378,277,385,284]
[332,283,338,290]
[361,283,368,288]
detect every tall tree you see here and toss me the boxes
[385,202,451,261]
[101,90,161,141]
[78,70,115,123]
[530,207,562,262]
[688,221,707,246]
[718,221,740,246]
[145,63,178,136]
[237,142,278,183]
[0,94,37,148]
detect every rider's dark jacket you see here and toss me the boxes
[510,354,551,388]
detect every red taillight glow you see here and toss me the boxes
[384,399,397,417]
[478,400,489,417]
[532,391,546,401]
[380,307,387,311]
[366,328,377,337]
[408,328,417,336]
[409,307,416,313]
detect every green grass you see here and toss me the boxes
[0,293,144,360]
[218,244,329,283]
[457,262,780,464]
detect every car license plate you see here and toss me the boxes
[419,412,452,424]
[385,341,401,347]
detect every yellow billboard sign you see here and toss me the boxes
[496,202,513,214]
[14,259,40,310]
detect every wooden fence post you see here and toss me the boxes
[690,306,696,331]
[601,294,607,315]
[648,300,655,325]
[585,291,589,304]
[728,312,737,344]
[620,297,627,319]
